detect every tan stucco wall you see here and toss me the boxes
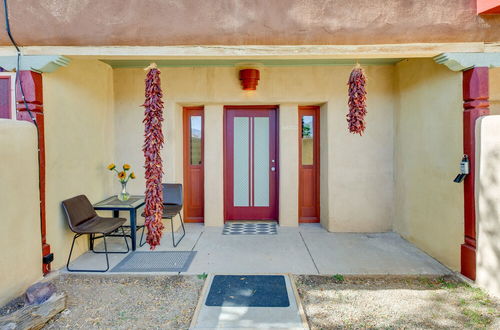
[113,65,395,231]
[476,115,500,299]
[1,1,499,46]
[490,67,500,115]
[43,59,115,269]
[0,120,42,306]
[394,58,463,270]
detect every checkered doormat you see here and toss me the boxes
[110,251,196,272]
[223,222,277,235]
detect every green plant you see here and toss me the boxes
[197,272,208,280]
[332,274,345,282]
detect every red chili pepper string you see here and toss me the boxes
[142,67,164,249]
[347,66,367,135]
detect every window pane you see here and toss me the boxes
[301,115,314,165]
[190,116,202,165]
[253,117,269,207]
[233,117,249,206]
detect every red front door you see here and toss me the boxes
[183,107,204,222]
[299,106,320,222]
[224,106,278,221]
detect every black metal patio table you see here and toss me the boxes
[93,195,145,251]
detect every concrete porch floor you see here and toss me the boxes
[63,223,452,275]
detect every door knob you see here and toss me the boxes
[271,166,276,171]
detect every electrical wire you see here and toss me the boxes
[3,0,36,125]
[3,0,48,270]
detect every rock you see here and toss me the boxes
[25,282,56,305]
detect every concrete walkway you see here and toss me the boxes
[65,223,451,275]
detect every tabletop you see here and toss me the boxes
[93,195,145,210]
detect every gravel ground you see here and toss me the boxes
[295,275,500,329]
[42,274,204,329]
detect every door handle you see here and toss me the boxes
[271,166,276,172]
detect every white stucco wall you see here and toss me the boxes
[0,120,42,306]
[475,115,500,299]
[113,65,395,231]
[394,58,463,270]
[43,59,115,269]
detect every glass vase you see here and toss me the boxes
[118,182,130,201]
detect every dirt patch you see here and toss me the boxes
[42,274,204,329]
[295,275,500,329]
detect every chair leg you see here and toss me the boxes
[139,225,146,247]
[66,233,110,272]
[66,233,80,271]
[92,227,129,254]
[171,212,186,248]
[121,226,130,252]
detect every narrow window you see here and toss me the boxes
[190,116,202,165]
[301,115,314,165]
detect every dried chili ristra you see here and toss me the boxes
[347,65,367,135]
[142,65,165,249]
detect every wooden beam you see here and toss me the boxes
[434,52,500,71]
[0,294,66,330]
[0,55,70,73]
[461,67,490,280]
[0,43,489,59]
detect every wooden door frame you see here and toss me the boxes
[223,105,279,222]
[183,106,204,223]
[298,106,320,223]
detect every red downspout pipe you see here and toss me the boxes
[16,70,52,275]
[461,67,489,280]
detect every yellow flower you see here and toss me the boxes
[107,163,116,171]
[123,164,131,171]
[118,171,126,180]
[130,172,136,179]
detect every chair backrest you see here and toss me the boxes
[61,195,98,231]
[162,183,183,206]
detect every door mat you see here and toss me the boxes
[205,275,290,307]
[110,251,196,272]
[223,222,277,235]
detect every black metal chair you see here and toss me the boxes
[140,183,186,247]
[62,195,129,272]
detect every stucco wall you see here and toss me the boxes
[0,120,42,306]
[113,65,395,231]
[490,67,500,115]
[394,58,463,270]
[43,59,115,269]
[476,115,500,299]
[1,0,499,46]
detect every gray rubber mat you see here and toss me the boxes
[206,275,290,307]
[110,251,196,272]
[223,222,277,235]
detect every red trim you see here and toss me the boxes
[298,106,320,223]
[183,106,204,223]
[224,105,279,221]
[461,67,490,280]
[16,71,51,275]
[477,0,500,14]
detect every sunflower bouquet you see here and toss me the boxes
[108,163,136,183]
[108,163,136,201]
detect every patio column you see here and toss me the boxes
[16,70,51,275]
[461,67,490,280]
[204,105,224,226]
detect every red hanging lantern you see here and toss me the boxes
[142,63,164,249]
[347,65,367,135]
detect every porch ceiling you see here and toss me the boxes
[101,58,402,69]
